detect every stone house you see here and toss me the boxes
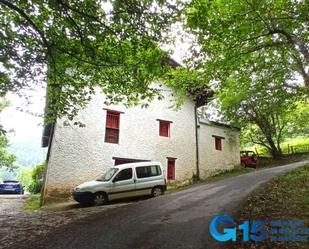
[41,84,240,201]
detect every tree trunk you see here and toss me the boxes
[266,136,283,159]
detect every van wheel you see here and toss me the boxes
[93,192,107,206]
[152,187,163,197]
[241,162,246,168]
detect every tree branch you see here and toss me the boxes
[269,28,309,64]
[244,41,287,54]
[0,0,49,49]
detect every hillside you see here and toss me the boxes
[0,137,47,180]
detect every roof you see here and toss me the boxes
[198,118,240,131]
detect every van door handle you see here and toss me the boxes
[134,179,137,183]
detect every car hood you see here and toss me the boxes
[75,180,108,191]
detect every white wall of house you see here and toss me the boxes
[44,84,197,198]
[198,119,240,179]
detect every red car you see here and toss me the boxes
[240,151,259,168]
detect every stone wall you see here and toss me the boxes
[198,119,240,179]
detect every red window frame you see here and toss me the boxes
[215,137,222,151]
[159,121,170,137]
[105,111,120,144]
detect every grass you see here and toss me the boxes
[282,136,309,147]
[258,152,309,167]
[246,136,309,156]
[281,137,309,154]
[23,194,41,211]
[226,164,309,249]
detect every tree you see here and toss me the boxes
[0,0,179,122]
[164,67,213,108]
[17,162,45,193]
[0,136,15,169]
[185,0,309,89]
[217,68,299,158]
[286,100,309,137]
[0,99,16,169]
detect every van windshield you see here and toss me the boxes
[97,168,118,181]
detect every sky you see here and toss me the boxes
[1,88,46,144]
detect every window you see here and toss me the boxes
[159,121,170,137]
[105,111,120,143]
[215,137,222,151]
[136,166,162,178]
[97,168,118,181]
[113,168,132,181]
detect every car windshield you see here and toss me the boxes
[248,151,256,157]
[97,168,118,181]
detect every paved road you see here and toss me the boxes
[20,160,309,249]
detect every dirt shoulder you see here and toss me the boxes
[0,198,132,249]
[225,163,309,249]
[0,194,27,213]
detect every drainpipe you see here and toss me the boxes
[194,105,200,180]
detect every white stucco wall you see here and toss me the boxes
[44,84,197,198]
[198,119,240,179]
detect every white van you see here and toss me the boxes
[73,161,166,206]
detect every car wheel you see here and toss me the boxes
[241,162,246,168]
[93,192,107,206]
[152,186,163,197]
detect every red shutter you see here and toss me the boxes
[159,121,170,137]
[106,112,120,129]
[167,160,175,180]
[215,137,222,151]
[105,111,120,143]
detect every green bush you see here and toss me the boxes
[17,167,33,191]
[29,162,46,194]
[17,162,46,194]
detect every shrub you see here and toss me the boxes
[28,162,46,194]
[17,162,46,194]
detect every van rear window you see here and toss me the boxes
[136,166,161,178]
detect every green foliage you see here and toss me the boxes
[217,70,299,158]
[0,98,16,169]
[164,67,213,107]
[248,136,309,156]
[0,0,180,122]
[0,136,16,169]
[186,0,309,89]
[239,99,309,156]
[28,162,45,194]
[23,194,41,211]
[17,162,46,193]
[286,101,309,136]
[17,167,33,191]
[178,0,309,158]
